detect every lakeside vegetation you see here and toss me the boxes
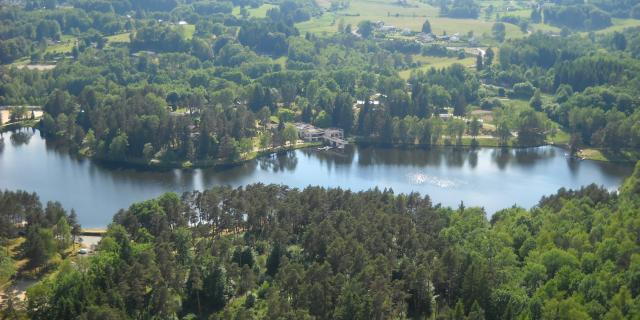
[1,0,639,168]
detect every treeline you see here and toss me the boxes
[550,86,640,149]
[491,32,640,150]
[588,0,640,19]
[543,5,612,30]
[12,162,640,319]
[438,0,480,19]
[0,5,131,63]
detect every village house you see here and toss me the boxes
[295,123,325,142]
[294,123,346,147]
[416,32,434,43]
[379,25,397,33]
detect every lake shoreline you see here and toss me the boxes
[5,124,637,173]
[1,128,633,228]
[79,141,325,171]
[577,148,640,163]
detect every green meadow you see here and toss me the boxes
[298,0,525,40]
[399,55,476,79]
[232,3,278,18]
[44,35,76,54]
[106,32,131,43]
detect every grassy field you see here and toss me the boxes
[529,23,561,33]
[44,35,76,54]
[525,18,640,36]
[177,24,196,40]
[399,55,476,79]
[297,0,525,40]
[232,3,277,18]
[8,57,30,67]
[593,18,640,34]
[106,32,131,44]
[273,56,287,68]
[578,148,640,162]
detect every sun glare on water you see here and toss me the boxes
[407,172,463,188]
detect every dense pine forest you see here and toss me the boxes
[0,162,638,319]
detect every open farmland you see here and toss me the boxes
[299,0,525,41]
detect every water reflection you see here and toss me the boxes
[10,131,33,146]
[258,151,299,173]
[468,150,478,169]
[0,128,634,227]
[492,148,511,170]
[513,147,557,165]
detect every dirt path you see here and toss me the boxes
[0,278,37,306]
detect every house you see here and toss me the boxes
[355,100,380,106]
[178,20,188,25]
[132,50,157,57]
[379,25,397,33]
[324,128,344,140]
[295,123,324,142]
[294,123,346,146]
[416,32,434,43]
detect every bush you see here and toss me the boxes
[510,82,535,99]
[480,98,504,110]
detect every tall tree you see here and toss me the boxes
[422,19,432,34]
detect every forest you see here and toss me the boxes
[0,161,639,319]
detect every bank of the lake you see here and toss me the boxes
[578,148,640,163]
[0,128,634,228]
[77,140,324,170]
[0,119,39,133]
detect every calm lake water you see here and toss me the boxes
[0,128,634,227]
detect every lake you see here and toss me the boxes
[0,128,634,227]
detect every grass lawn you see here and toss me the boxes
[502,8,531,18]
[106,32,131,44]
[273,56,287,68]
[45,35,76,54]
[297,0,525,41]
[529,18,640,36]
[399,55,476,79]
[177,24,196,40]
[547,128,570,145]
[578,148,640,162]
[8,57,30,67]
[530,23,561,33]
[593,18,640,34]
[232,3,277,18]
